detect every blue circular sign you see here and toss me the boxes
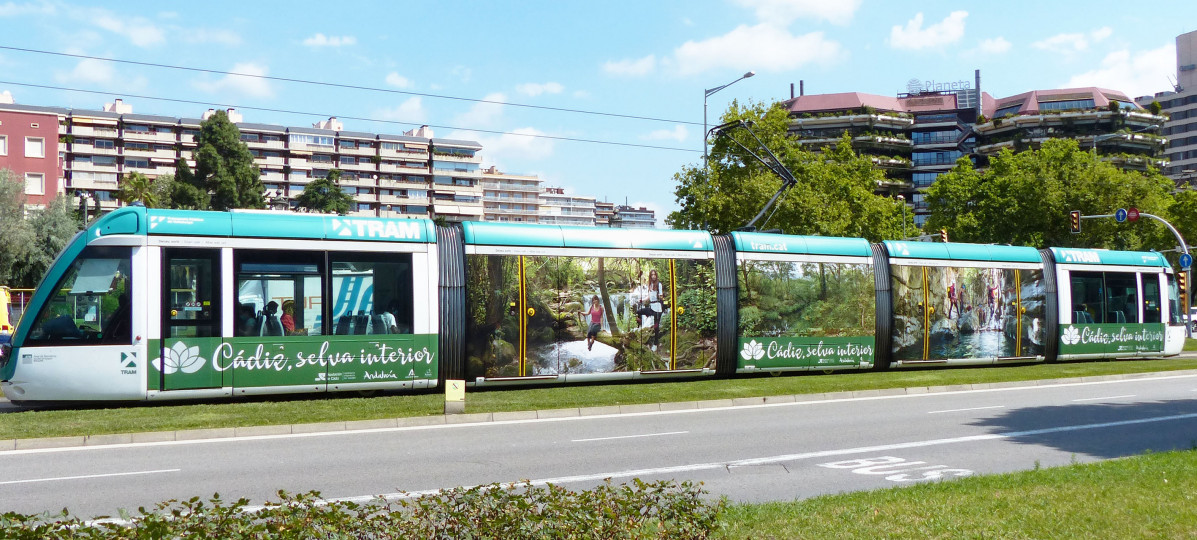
[1115,208,1128,223]
[1181,253,1193,270]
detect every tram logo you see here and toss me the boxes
[1061,326,1081,346]
[151,341,206,374]
[331,218,421,240]
[121,352,138,375]
[741,339,765,361]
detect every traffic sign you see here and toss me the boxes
[1128,207,1140,222]
[1115,208,1127,223]
[1181,253,1193,270]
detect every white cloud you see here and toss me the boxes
[374,97,427,124]
[516,82,564,97]
[55,57,116,85]
[88,10,164,47]
[454,92,506,128]
[603,55,657,76]
[0,90,13,104]
[978,37,1010,54]
[453,127,556,168]
[1033,28,1113,55]
[185,28,242,46]
[733,0,861,25]
[303,33,356,47]
[0,1,55,16]
[889,11,967,50]
[641,125,688,143]
[385,72,412,89]
[673,25,843,75]
[1064,44,1175,98]
[572,89,591,99]
[193,62,274,98]
[451,65,472,82]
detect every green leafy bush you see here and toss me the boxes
[1,479,724,539]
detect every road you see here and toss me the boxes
[2,372,1197,518]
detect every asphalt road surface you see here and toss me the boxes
[3,372,1197,518]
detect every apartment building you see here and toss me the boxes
[539,187,596,226]
[481,166,541,223]
[595,201,615,226]
[784,78,1165,225]
[0,100,486,220]
[1139,29,1197,184]
[612,205,656,228]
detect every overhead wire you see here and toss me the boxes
[0,80,697,153]
[0,45,703,126]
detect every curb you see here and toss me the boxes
[4,368,1197,452]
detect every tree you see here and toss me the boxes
[924,139,1174,250]
[172,110,265,211]
[670,101,907,241]
[0,168,35,286]
[115,171,157,207]
[22,195,82,287]
[294,169,355,215]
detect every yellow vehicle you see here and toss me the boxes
[0,286,11,334]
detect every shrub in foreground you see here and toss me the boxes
[1,479,724,539]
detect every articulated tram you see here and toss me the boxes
[0,207,1186,404]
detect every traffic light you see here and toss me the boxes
[939,229,948,243]
[1179,272,1188,307]
[1070,210,1081,234]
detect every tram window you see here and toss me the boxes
[330,253,413,335]
[1142,275,1161,324]
[1069,271,1104,323]
[235,252,324,337]
[1167,274,1182,325]
[1104,272,1138,324]
[26,247,132,345]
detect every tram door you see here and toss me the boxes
[892,265,930,362]
[160,248,223,390]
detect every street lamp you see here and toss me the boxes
[704,71,755,172]
[896,194,908,239]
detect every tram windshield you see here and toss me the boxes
[26,247,132,344]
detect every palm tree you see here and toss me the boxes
[116,172,158,207]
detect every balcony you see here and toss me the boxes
[380,147,428,159]
[337,144,375,157]
[789,113,913,131]
[123,130,177,143]
[339,176,377,188]
[69,125,119,138]
[480,181,540,192]
[352,192,379,203]
[255,156,285,166]
[379,193,429,205]
[124,147,177,160]
[485,206,540,216]
[67,161,119,173]
[338,161,377,173]
[260,170,286,182]
[244,138,286,150]
[70,143,119,156]
[380,177,428,189]
[853,135,912,149]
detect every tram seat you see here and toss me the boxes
[353,312,369,335]
[1074,311,1093,323]
[335,315,353,335]
[262,313,284,336]
[250,313,265,336]
[371,314,388,334]
[1107,311,1126,323]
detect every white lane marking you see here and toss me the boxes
[928,405,1005,414]
[6,372,1197,457]
[573,431,688,443]
[316,410,1197,507]
[1071,394,1136,402]
[0,468,180,486]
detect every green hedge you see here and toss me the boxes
[1,479,724,539]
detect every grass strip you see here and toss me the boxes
[3,356,1197,440]
[718,448,1197,539]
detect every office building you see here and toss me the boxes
[1139,29,1197,183]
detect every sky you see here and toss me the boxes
[1,1,1195,224]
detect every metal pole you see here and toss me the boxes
[703,71,755,175]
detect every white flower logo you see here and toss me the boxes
[741,339,765,361]
[1061,326,1081,346]
[152,341,205,374]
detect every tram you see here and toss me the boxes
[0,207,1186,404]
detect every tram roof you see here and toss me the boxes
[731,232,871,257]
[1048,247,1170,268]
[882,240,1042,263]
[89,207,436,244]
[461,222,713,251]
